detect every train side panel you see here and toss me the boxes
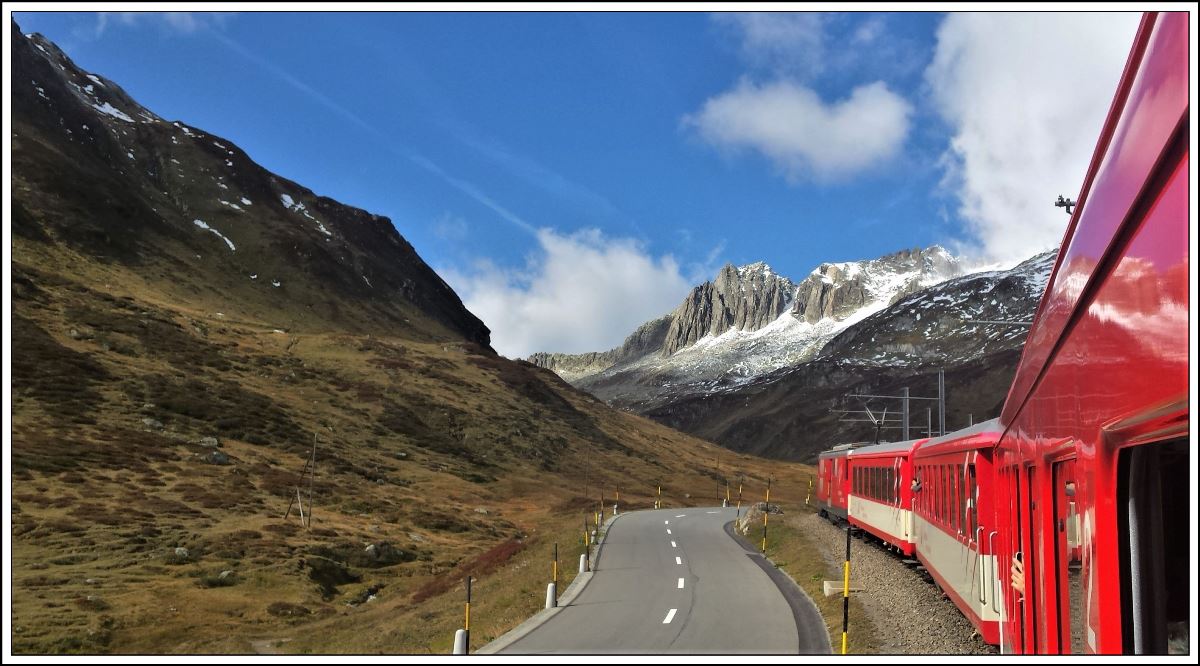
[913,424,1004,645]
[995,12,1188,655]
[847,439,924,555]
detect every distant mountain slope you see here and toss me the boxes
[12,23,489,344]
[531,246,965,409]
[530,228,1052,462]
[644,250,1056,460]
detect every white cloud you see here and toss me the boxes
[852,16,886,45]
[683,79,912,181]
[443,228,692,358]
[713,12,825,79]
[433,213,468,242]
[926,12,1142,263]
[95,12,234,37]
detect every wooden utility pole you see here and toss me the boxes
[283,435,318,529]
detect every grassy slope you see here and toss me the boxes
[10,237,812,654]
[753,494,881,655]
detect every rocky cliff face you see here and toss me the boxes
[662,262,796,355]
[528,315,671,382]
[792,247,961,323]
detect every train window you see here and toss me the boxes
[951,465,960,534]
[1118,437,1189,655]
[947,465,954,528]
[924,465,930,513]
[932,465,939,523]
[967,464,978,540]
[960,465,969,540]
[922,465,929,513]
[942,465,950,527]
[932,465,939,520]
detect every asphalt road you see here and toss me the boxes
[495,506,828,654]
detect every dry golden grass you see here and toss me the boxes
[10,241,811,654]
[755,497,880,655]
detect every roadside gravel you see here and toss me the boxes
[796,512,997,655]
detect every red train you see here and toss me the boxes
[848,438,926,557]
[815,444,854,523]
[911,420,1004,645]
[814,11,1189,655]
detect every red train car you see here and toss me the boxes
[816,444,855,522]
[847,438,926,556]
[994,12,1189,655]
[911,420,1004,645]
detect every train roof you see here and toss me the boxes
[913,418,1003,456]
[922,418,1003,446]
[817,441,870,458]
[847,437,927,457]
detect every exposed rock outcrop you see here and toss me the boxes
[528,315,671,382]
[792,247,961,324]
[662,263,795,355]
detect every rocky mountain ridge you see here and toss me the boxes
[530,245,964,391]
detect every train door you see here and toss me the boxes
[1053,458,1085,653]
[1021,466,1041,652]
[998,461,1020,654]
[1002,462,1039,653]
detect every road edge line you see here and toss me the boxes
[724,519,833,654]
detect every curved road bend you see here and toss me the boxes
[497,506,828,654]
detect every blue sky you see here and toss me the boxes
[11,10,1141,356]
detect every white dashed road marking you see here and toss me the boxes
[675,556,682,565]
[671,541,677,548]
[675,515,687,518]
[666,529,672,535]
[663,609,677,624]
[677,578,685,589]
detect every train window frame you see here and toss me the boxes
[942,464,950,528]
[951,464,960,534]
[886,467,894,505]
[967,463,978,542]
